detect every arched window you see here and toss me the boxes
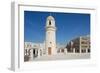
[49,20,51,25]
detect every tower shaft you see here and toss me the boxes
[45,16,56,55]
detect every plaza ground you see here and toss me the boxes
[33,53,90,61]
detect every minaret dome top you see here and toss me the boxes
[46,15,56,27]
[47,16,55,21]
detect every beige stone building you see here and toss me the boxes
[24,42,44,61]
[66,35,90,53]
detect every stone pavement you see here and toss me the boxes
[33,53,90,61]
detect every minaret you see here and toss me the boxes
[45,15,56,55]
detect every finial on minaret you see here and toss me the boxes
[50,12,51,16]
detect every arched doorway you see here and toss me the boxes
[48,47,51,55]
[33,48,38,58]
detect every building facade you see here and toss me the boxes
[24,42,44,61]
[66,35,90,53]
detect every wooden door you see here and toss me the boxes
[48,47,51,55]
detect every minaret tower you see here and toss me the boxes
[45,15,56,55]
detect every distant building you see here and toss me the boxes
[24,42,44,61]
[66,35,90,53]
[57,43,66,53]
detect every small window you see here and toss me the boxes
[49,20,51,25]
[81,49,86,53]
[88,49,90,53]
[75,49,80,53]
[50,42,52,44]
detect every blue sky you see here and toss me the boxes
[24,11,90,44]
